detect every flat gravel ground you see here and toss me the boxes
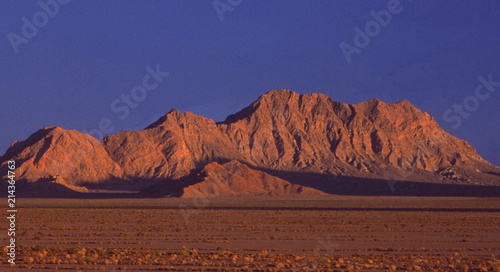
[2,196,500,271]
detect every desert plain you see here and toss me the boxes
[2,196,500,272]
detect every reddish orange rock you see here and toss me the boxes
[1,90,499,197]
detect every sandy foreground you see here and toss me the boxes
[2,196,500,271]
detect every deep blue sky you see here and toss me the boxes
[1,0,499,165]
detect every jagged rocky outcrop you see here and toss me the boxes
[1,90,499,197]
[0,126,123,186]
[217,90,492,183]
[102,109,246,181]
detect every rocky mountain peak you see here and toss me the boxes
[2,90,499,197]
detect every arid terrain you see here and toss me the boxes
[1,91,500,271]
[3,1,499,270]
[2,90,500,198]
[3,196,500,271]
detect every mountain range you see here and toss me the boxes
[2,90,499,197]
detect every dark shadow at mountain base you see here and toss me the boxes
[3,168,500,198]
[0,170,202,199]
[484,171,500,177]
[0,180,141,199]
[254,167,500,197]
